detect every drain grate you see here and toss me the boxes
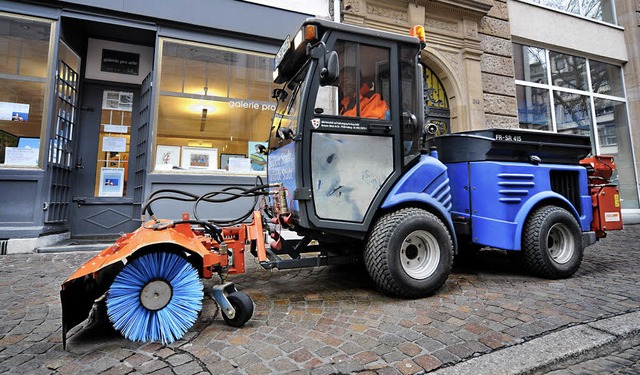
[0,239,7,255]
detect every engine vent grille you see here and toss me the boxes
[550,170,580,212]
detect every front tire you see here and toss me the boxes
[221,291,254,327]
[364,208,453,298]
[521,205,583,278]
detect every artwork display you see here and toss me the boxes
[248,141,268,171]
[181,147,218,170]
[155,145,181,170]
[98,167,125,197]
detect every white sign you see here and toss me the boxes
[4,147,38,166]
[104,124,129,133]
[102,137,127,152]
[0,101,30,122]
[228,157,251,173]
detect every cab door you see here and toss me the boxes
[303,36,402,233]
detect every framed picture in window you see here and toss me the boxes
[181,146,218,170]
[248,141,268,172]
[98,167,125,197]
[220,153,245,170]
[155,145,181,170]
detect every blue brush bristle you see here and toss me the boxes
[106,252,203,345]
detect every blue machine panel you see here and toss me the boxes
[465,161,591,251]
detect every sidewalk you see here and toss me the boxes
[434,311,640,374]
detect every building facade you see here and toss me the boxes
[341,0,639,220]
[1,0,638,252]
[0,0,331,252]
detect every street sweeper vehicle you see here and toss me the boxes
[61,18,623,347]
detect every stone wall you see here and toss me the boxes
[341,0,519,131]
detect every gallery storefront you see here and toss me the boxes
[0,0,323,251]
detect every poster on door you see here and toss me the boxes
[98,167,125,197]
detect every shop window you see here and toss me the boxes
[0,14,52,167]
[155,39,275,174]
[514,43,638,208]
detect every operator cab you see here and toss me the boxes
[268,18,424,238]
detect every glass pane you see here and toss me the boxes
[550,52,588,91]
[0,79,46,166]
[590,60,624,97]
[594,98,638,208]
[517,85,551,131]
[513,44,548,84]
[156,40,275,174]
[0,16,51,77]
[536,0,580,14]
[94,91,132,197]
[0,15,51,168]
[553,91,592,135]
[583,0,615,23]
[337,43,390,119]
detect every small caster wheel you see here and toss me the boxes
[222,291,254,327]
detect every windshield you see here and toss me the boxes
[269,64,310,151]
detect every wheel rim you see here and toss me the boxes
[400,230,440,279]
[547,223,575,264]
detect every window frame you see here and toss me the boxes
[514,44,627,155]
[152,37,276,175]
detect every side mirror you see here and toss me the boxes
[320,51,339,86]
[272,88,288,101]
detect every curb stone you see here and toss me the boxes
[431,310,640,375]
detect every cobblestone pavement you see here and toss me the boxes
[0,225,639,374]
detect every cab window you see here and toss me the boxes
[314,41,391,120]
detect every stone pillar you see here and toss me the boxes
[615,0,640,208]
[479,0,518,128]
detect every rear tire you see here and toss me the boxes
[364,208,453,298]
[521,205,583,278]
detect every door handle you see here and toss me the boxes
[72,197,87,207]
[368,123,392,132]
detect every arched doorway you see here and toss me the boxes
[423,65,450,135]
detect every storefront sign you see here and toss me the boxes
[228,100,276,112]
[101,49,140,76]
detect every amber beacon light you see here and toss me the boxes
[410,25,426,44]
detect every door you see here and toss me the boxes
[70,83,140,238]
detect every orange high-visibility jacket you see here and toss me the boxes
[340,84,389,119]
